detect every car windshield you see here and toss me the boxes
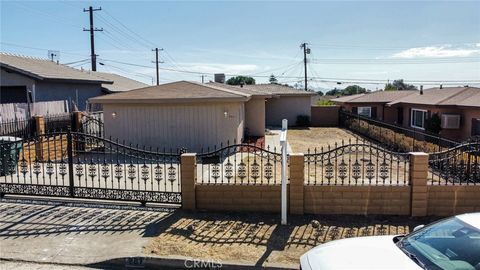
[398,217,480,270]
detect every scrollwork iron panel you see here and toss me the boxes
[0,131,182,204]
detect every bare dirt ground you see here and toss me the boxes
[288,127,361,153]
[144,211,439,268]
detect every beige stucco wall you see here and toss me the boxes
[244,98,265,137]
[103,102,245,152]
[265,96,311,127]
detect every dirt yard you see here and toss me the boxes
[288,127,361,153]
[144,211,438,268]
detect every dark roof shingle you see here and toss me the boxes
[0,53,112,84]
[90,81,250,104]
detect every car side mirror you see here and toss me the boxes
[413,225,424,232]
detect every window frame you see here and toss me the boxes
[357,106,372,118]
[411,108,427,130]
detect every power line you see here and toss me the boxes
[97,58,480,84]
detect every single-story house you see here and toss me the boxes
[208,82,315,129]
[333,87,480,141]
[90,81,250,151]
[0,53,147,110]
[89,81,315,151]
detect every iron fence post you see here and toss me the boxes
[67,129,75,197]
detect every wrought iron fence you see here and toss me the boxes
[197,144,282,185]
[0,118,36,138]
[304,139,410,186]
[44,113,73,133]
[428,138,480,185]
[340,110,459,153]
[81,111,104,138]
[0,131,182,204]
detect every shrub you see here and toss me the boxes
[296,115,310,127]
[316,99,335,106]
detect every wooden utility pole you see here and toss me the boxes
[300,43,310,91]
[152,48,164,85]
[83,6,103,71]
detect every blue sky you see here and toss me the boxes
[1,1,479,90]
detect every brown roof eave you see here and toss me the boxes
[89,96,250,104]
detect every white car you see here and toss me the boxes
[300,213,480,270]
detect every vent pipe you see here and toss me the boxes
[420,85,423,95]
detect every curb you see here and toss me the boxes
[93,255,299,270]
[1,256,299,270]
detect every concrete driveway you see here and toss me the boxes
[0,197,175,267]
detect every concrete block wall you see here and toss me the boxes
[304,186,411,215]
[180,151,480,217]
[310,106,340,127]
[196,184,281,212]
[427,185,480,216]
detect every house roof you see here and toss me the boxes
[89,81,251,104]
[207,82,315,97]
[0,53,112,84]
[387,87,480,107]
[331,93,366,103]
[244,83,316,96]
[93,71,149,93]
[332,90,417,104]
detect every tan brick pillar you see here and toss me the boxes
[289,153,304,214]
[181,153,197,210]
[409,152,429,217]
[33,115,45,161]
[33,115,45,135]
[73,111,83,132]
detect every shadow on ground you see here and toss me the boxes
[0,197,177,239]
[143,211,441,267]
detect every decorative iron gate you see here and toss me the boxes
[80,112,104,138]
[0,131,181,204]
[429,138,480,185]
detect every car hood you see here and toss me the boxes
[300,236,421,270]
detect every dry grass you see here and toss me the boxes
[144,211,438,268]
[288,127,361,153]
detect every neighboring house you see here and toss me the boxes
[332,91,416,123]
[208,81,315,129]
[0,53,147,111]
[89,81,315,151]
[90,81,250,152]
[333,87,480,141]
[92,71,148,94]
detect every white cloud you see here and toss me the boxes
[392,45,480,58]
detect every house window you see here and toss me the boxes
[472,118,480,136]
[411,109,427,129]
[358,107,371,118]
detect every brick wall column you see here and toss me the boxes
[409,152,429,217]
[33,115,45,161]
[289,153,304,214]
[73,111,83,132]
[181,153,197,210]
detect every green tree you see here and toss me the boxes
[325,88,342,96]
[316,90,324,96]
[226,76,256,85]
[269,74,278,84]
[385,79,417,91]
[343,85,367,95]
